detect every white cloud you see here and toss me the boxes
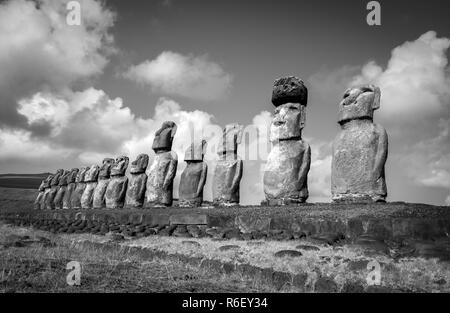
[124,51,232,101]
[445,195,450,206]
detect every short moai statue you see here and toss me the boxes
[212,124,244,206]
[145,121,178,208]
[125,154,149,208]
[92,158,115,209]
[70,166,90,209]
[81,164,100,209]
[331,84,388,203]
[262,76,311,205]
[53,170,70,210]
[41,174,53,210]
[46,169,64,210]
[105,156,129,209]
[63,168,79,209]
[179,140,208,207]
[34,179,46,210]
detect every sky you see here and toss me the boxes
[0,0,449,205]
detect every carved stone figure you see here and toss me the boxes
[81,164,100,209]
[41,174,53,210]
[179,140,208,207]
[45,169,64,210]
[331,84,388,203]
[145,121,178,208]
[105,156,129,209]
[63,168,79,209]
[212,124,244,206]
[53,170,70,210]
[125,154,149,208]
[263,76,311,205]
[70,166,90,209]
[34,178,47,210]
[92,158,114,209]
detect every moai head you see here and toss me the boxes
[270,76,308,142]
[68,168,79,184]
[51,169,64,186]
[152,121,177,152]
[58,170,70,186]
[217,124,243,158]
[38,179,46,191]
[85,164,100,182]
[98,158,115,179]
[130,154,149,174]
[338,84,381,124]
[76,167,89,183]
[110,156,129,176]
[184,140,207,162]
[43,175,53,189]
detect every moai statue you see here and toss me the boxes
[34,178,47,210]
[63,168,79,209]
[331,85,388,203]
[53,170,70,210]
[92,158,115,209]
[179,140,208,207]
[70,166,90,209]
[45,169,64,210]
[145,121,178,208]
[212,124,244,206]
[40,174,53,210]
[125,154,149,208]
[105,156,129,209]
[81,164,100,209]
[262,76,311,205]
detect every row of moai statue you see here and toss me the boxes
[34,76,388,209]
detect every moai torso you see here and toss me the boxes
[54,170,70,209]
[179,140,208,207]
[145,121,178,207]
[263,76,311,205]
[92,158,114,209]
[105,156,129,209]
[70,167,90,209]
[41,175,53,210]
[212,124,244,206]
[125,154,149,208]
[63,168,79,209]
[81,165,100,209]
[34,178,47,210]
[46,169,64,210]
[331,85,388,203]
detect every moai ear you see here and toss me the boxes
[235,125,244,145]
[123,156,130,169]
[299,105,306,129]
[201,139,208,156]
[371,85,381,110]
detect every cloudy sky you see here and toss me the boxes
[0,0,449,205]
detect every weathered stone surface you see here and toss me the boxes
[125,154,149,208]
[45,169,64,210]
[331,85,388,203]
[145,121,178,207]
[62,168,79,209]
[179,140,208,207]
[70,167,90,210]
[92,158,114,209]
[272,76,308,107]
[263,77,311,205]
[34,178,47,210]
[53,170,70,210]
[105,156,129,209]
[40,175,54,210]
[81,164,100,209]
[212,124,243,206]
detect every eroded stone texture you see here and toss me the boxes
[331,85,388,203]
[63,168,79,209]
[81,164,100,209]
[45,169,64,210]
[263,76,311,205]
[34,177,48,210]
[40,175,53,210]
[105,156,129,209]
[70,167,90,209]
[179,140,208,207]
[53,170,70,210]
[145,121,178,207]
[212,124,243,206]
[125,154,149,208]
[92,158,114,209]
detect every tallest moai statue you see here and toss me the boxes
[263,76,311,205]
[331,85,388,203]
